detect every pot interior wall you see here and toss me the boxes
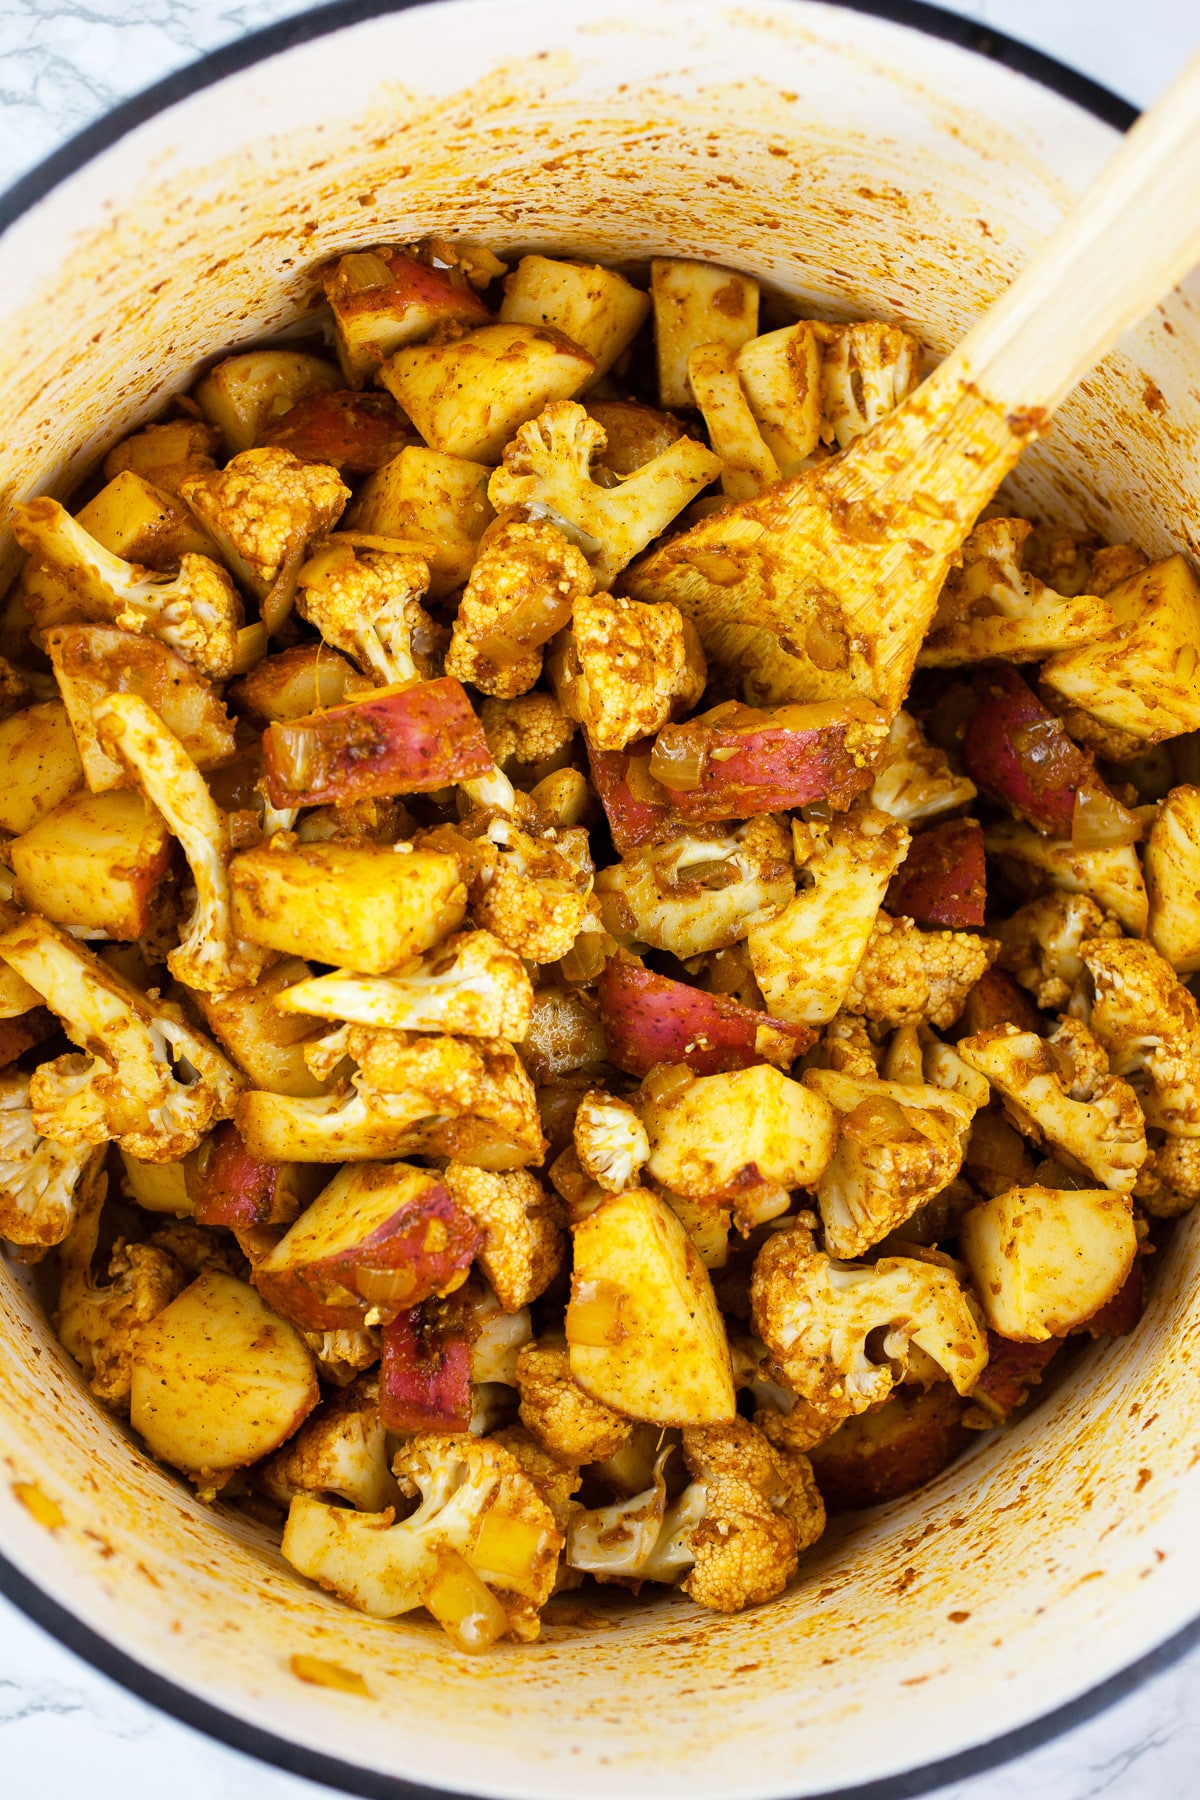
[2,4,1200,1797]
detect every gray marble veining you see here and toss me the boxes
[1,1,1200,1795]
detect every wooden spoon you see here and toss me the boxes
[625,53,1200,717]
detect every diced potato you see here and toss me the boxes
[129,1271,319,1474]
[585,400,687,477]
[687,343,780,501]
[45,624,236,792]
[1144,785,1200,972]
[255,1161,481,1332]
[661,1190,730,1269]
[0,702,84,833]
[195,958,335,1098]
[500,256,650,385]
[651,259,759,410]
[229,643,374,724]
[76,471,217,567]
[102,417,219,496]
[230,841,467,974]
[119,1150,195,1216]
[194,351,341,454]
[10,788,172,939]
[567,1187,736,1425]
[380,324,595,464]
[349,447,494,596]
[641,1064,838,1207]
[747,809,909,1027]
[808,1383,970,1512]
[735,324,822,474]
[323,246,491,385]
[1041,555,1200,745]
[960,1184,1137,1341]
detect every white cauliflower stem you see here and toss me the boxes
[12,497,242,679]
[489,401,722,587]
[273,930,533,1041]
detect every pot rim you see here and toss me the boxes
[0,4,1173,1798]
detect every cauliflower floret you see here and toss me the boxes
[490,1425,583,1534]
[295,543,438,686]
[481,693,576,770]
[844,912,998,1030]
[1142,1137,1200,1218]
[812,319,920,450]
[301,1327,381,1386]
[54,1162,187,1408]
[566,1417,824,1614]
[747,809,909,1028]
[472,817,590,963]
[868,711,977,825]
[11,497,242,679]
[549,590,706,753]
[802,1067,976,1257]
[179,446,350,613]
[280,1432,563,1643]
[240,1029,545,1168]
[919,518,1117,667]
[0,914,243,1161]
[95,692,272,995]
[599,815,795,962]
[1081,936,1200,1137]
[443,1164,566,1310]
[261,1373,400,1514]
[750,1225,987,1414]
[272,930,534,1041]
[639,1062,837,1227]
[816,1013,880,1078]
[984,818,1148,936]
[515,1341,632,1462]
[488,401,722,587]
[958,1017,1146,1192]
[573,1089,650,1192]
[0,1070,96,1248]
[996,891,1122,1010]
[446,516,594,698]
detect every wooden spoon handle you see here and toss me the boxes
[945,50,1200,419]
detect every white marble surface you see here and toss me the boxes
[2,0,1200,1795]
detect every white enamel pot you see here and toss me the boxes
[2,3,1200,1796]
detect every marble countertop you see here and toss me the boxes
[2,0,1200,1795]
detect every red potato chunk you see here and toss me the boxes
[587,741,683,854]
[256,389,415,474]
[962,666,1103,834]
[1074,1256,1144,1338]
[323,247,491,385]
[649,699,886,821]
[807,1383,972,1512]
[956,967,1046,1038]
[597,951,813,1078]
[193,1121,324,1231]
[379,1303,471,1433]
[254,1161,483,1332]
[263,677,494,809]
[968,1333,1062,1423]
[887,818,987,928]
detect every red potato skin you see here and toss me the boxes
[379,1304,472,1433]
[597,950,814,1077]
[255,1183,483,1333]
[256,390,415,474]
[587,741,683,854]
[331,252,490,334]
[1074,1257,1144,1338]
[969,1332,1062,1420]
[651,701,881,821]
[808,1384,972,1513]
[887,818,987,928]
[962,665,1099,834]
[194,1123,294,1230]
[263,676,494,807]
[955,968,1046,1039]
[0,1008,56,1070]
